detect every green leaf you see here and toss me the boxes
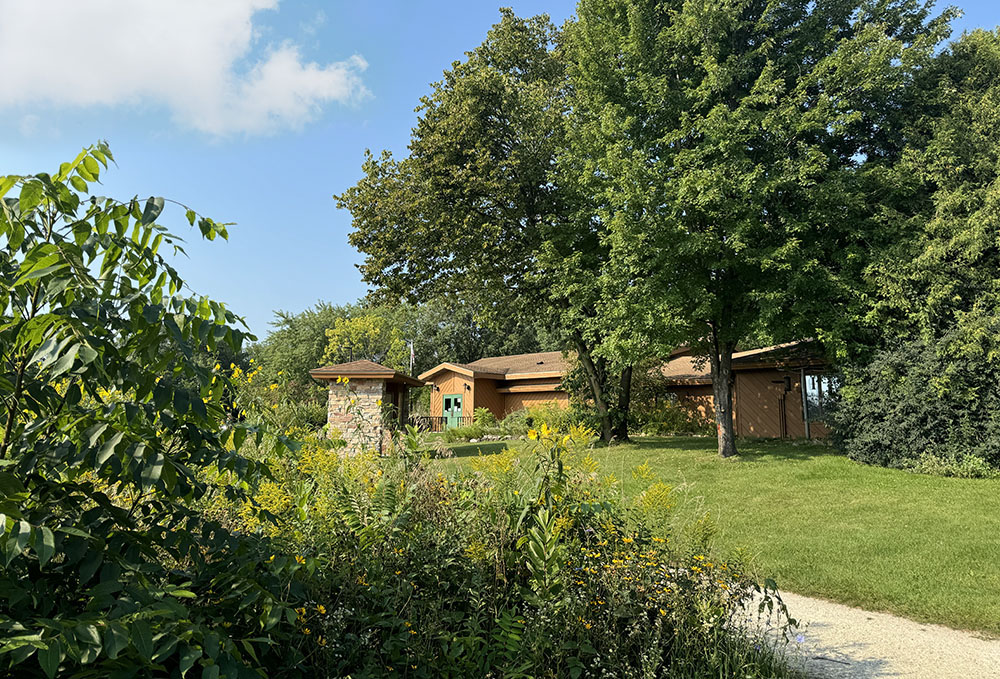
[96,431,124,467]
[202,665,220,679]
[5,520,31,565]
[141,196,164,225]
[0,175,18,199]
[37,639,61,679]
[49,343,81,378]
[179,643,200,677]
[19,180,44,213]
[82,155,100,180]
[103,624,129,660]
[69,175,89,193]
[131,620,154,661]
[34,526,55,567]
[173,389,190,415]
[0,472,26,498]
[140,451,165,488]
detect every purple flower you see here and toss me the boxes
[796,634,805,644]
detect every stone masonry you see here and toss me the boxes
[326,378,386,454]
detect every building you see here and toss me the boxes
[309,359,424,452]
[660,340,834,439]
[418,351,570,428]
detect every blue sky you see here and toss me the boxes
[1,1,996,339]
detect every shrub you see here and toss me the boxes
[216,422,797,678]
[632,397,715,436]
[473,406,498,427]
[498,402,579,438]
[829,336,1000,472]
[906,451,999,479]
[0,147,308,678]
[442,423,485,442]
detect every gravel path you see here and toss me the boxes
[772,592,1000,678]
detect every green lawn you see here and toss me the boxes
[439,436,1000,636]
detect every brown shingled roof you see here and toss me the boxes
[659,354,712,384]
[310,360,424,387]
[466,351,569,376]
[418,350,570,382]
[660,340,823,385]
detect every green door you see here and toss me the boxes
[443,394,463,428]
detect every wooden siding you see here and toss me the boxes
[504,391,569,415]
[734,369,807,439]
[667,372,830,439]
[473,378,506,419]
[428,372,473,417]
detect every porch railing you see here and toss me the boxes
[408,415,475,433]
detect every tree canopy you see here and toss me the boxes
[338,10,634,442]
[562,0,953,455]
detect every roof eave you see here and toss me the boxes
[503,370,564,380]
[418,362,475,380]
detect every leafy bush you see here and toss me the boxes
[473,406,497,427]
[442,423,485,442]
[214,421,796,678]
[498,403,579,438]
[906,452,999,479]
[0,147,308,678]
[829,337,1000,472]
[632,397,715,436]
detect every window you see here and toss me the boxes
[804,374,839,422]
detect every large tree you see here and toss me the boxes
[830,28,1000,470]
[563,0,952,456]
[0,145,304,676]
[339,10,634,442]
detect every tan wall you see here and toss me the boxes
[473,378,506,419]
[503,391,569,415]
[668,373,830,439]
[428,372,473,417]
[734,368,827,439]
[669,385,716,422]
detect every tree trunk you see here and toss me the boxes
[573,335,614,443]
[613,365,633,442]
[708,330,738,458]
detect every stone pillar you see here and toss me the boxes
[326,378,386,454]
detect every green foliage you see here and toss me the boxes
[338,9,631,442]
[633,399,714,437]
[472,406,497,427]
[250,302,353,406]
[829,337,1000,473]
[251,299,554,403]
[441,423,485,443]
[0,146,307,677]
[562,0,954,455]
[865,28,1000,356]
[497,403,580,438]
[834,30,1000,477]
[216,424,795,678]
[321,313,408,370]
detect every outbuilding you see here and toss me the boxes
[417,351,570,430]
[309,359,424,452]
[660,341,834,439]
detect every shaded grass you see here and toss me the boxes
[441,435,1000,636]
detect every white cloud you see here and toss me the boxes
[0,0,368,136]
